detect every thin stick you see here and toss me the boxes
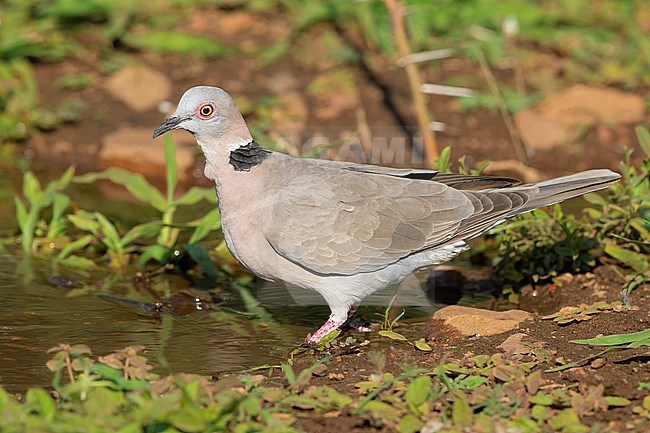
[385,0,438,165]
[474,46,529,165]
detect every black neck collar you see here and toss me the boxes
[229,140,271,172]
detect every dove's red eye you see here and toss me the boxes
[196,103,216,120]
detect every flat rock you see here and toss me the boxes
[100,127,195,182]
[430,305,533,337]
[105,65,172,112]
[515,85,645,151]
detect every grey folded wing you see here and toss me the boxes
[263,168,533,276]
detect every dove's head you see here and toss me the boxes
[153,86,251,150]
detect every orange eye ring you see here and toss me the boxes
[196,103,216,120]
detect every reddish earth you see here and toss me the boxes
[271,266,650,431]
[23,8,649,185]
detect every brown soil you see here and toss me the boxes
[265,266,650,432]
[24,8,649,183]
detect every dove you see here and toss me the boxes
[153,86,620,343]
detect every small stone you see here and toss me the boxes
[248,374,266,386]
[100,127,195,182]
[428,305,533,338]
[311,364,328,377]
[515,85,645,151]
[106,65,172,112]
[590,358,606,369]
[327,373,345,380]
[497,333,531,356]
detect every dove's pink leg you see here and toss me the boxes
[309,305,373,342]
[309,316,347,343]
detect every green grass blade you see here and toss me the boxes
[46,192,70,238]
[120,221,165,247]
[173,187,216,206]
[23,171,42,207]
[94,212,122,253]
[188,208,220,245]
[75,168,167,212]
[44,166,75,194]
[164,133,178,203]
[58,234,94,260]
[571,328,650,346]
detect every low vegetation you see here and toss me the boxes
[490,126,650,292]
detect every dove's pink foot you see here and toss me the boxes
[309,305,373,343]
[346,305,373,332]
[309,316,347,343]
[348,318,373,332]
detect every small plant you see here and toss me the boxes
[542,300,627,325]
[67,210,163,268]
[492,127,649,289]
[73,134,219,265]
[14,167,74,254]
[492,205,598,285]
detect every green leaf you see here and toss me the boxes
[44,166,75,194]
[405,375,430,407]
[550,409,586,432]
[166,407,208,432]
[604,396,631,407]
[604,245,649,273]
[47,192,71,238]
[457,375,488,389]
[164,133,178,203]
[378,330,407,341]
[137,245,171,265]
[25,388,55,422]
[414,340,432,351]
[452,396,472,427]
[282,363,296,385]
[14,196,27,230]
[58,255,96,269]
[531,404,551,421]
[120,221,164,246]
[582,192,607,206]
[23,171,42,206]
[91,364,124,382]
[635,126,650,158]
[571,328,650,346]
[58,234,94,260]
[173,187,216,207]
[75,169,167,211]
[188,208,221,245]
[363,400,401,422]
[435,146,452,172]
[124,31,231,57]
[529,393,554,406]
[398,414,424,433]
[68,212,100,234]
[184,244,219,278]
[94,212,122,252]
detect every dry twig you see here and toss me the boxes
[384,0,438,165]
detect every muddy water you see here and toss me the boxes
[0,165,489,393]
[0,254,309,393]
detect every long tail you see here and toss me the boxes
[443,169,621,245]
[508,169,621,216]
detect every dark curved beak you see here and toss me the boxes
[153,116,182,139]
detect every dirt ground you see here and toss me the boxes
[276,266,650,431]
[24,8,649,183]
